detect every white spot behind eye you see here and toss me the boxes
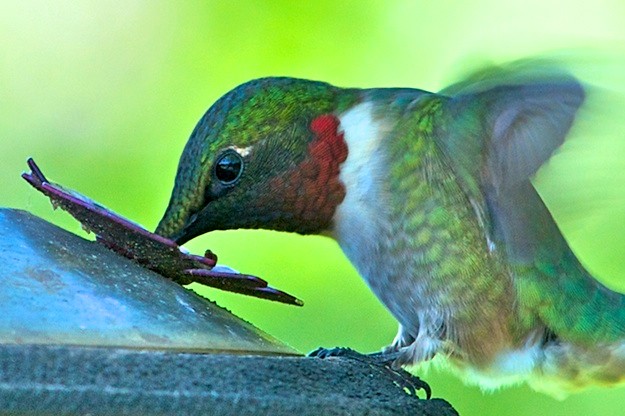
[229,145,253,157]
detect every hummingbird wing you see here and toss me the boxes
[440,62,584,262]
[438,62,625,345]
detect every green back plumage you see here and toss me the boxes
[385,94,517,357]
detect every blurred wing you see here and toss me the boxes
[437,62,625,343]
[441,62,584,263]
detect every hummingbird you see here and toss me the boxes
[155,61,625,396]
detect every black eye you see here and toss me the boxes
[214,151,243,185]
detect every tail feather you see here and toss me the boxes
[530,340,625,397]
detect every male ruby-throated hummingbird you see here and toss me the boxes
[156,61,625,396]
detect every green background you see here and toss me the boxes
[2,1,625,415]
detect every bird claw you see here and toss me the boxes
[308,346,357,359]
[308,346,432,399]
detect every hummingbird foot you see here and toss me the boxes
[389,336,441,370]
[309,346,400,362]
[384,324,417,353]
[382,325,440,369]
[308,347,432,399]
[308,346,355,359]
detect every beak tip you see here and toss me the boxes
[173,234,189,246]
[155,213,191,245]
[170,226,197,246]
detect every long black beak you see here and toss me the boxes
[171,227,195,245]
[158,211,210,246]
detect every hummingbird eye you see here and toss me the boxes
[214,150,243,185]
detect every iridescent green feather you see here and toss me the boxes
[385,94,515,349]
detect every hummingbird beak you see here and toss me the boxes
[155,202,200,245]
[170,217,202,245]
[158,196,223,245]
[156,209,205,245]
[170,227,194,245]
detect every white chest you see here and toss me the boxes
[331,102,393,284]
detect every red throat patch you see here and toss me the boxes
[309,115,349,165]
[267,114,348,233]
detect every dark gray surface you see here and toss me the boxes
[0,209,294,354]
[0,344,458,416]
[0,208,458,415]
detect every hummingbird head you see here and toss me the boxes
[156,77,358,244]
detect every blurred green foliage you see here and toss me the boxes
[2,1,625,415]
